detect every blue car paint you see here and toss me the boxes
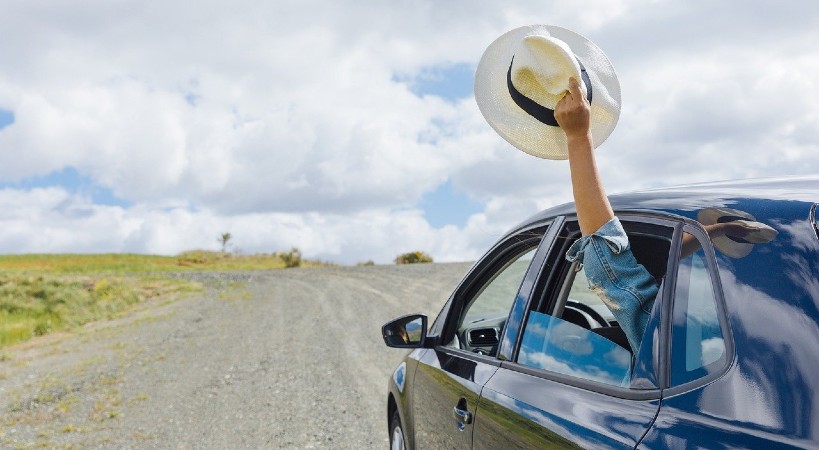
[641,196,819,448]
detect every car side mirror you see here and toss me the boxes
[382,314,428,348]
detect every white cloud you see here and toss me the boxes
[0,0,817,262]
[0,187,497,263]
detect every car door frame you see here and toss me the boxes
[407,217,562,449]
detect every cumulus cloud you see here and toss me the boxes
[0,186,503,264]
[0,0,817,262]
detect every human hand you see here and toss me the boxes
[555,77,591,141]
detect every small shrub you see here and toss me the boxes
[357,260,375,266]
[279,247,302,268]
[394,251,433,265]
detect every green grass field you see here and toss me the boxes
[0,251,323,348]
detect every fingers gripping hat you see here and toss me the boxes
[475,25,621,159]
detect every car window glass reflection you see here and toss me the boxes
[519,311,632,386]
[447,246,537,356]
[671,233,726,386]
[515,257,638,388]
[463,249,535,325]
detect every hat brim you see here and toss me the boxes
[475,25,621,160]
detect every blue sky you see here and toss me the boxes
[0,167,132,207]
[401,63,475,102]
[0,1,818,263]
[419,180,483,229]
[0,109,13,130]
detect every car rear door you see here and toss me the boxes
[639,221,805,448]
[471,217,676,449]
[411,221,557,449]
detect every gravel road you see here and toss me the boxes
[0,263,472,449]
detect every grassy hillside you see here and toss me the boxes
[0,251,324,348]
[0,250,323,273]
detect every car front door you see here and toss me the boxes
[411,222,555,449]
[471,217,677,449]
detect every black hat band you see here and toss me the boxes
[506,56,593,127]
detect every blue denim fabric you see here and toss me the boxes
[566,218,659,354]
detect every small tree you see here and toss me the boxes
[218,232,232,253]
[394,251,433,265]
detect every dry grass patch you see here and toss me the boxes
[0,274,198,348]
[0,250,328,349]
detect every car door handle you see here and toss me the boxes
[453,406,473,424]
[453,397,473,431]
[453,405,473,430]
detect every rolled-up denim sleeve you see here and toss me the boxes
[566,218,659,354]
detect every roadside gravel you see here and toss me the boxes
[0,262,471,449]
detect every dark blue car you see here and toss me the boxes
[382,176,819,449]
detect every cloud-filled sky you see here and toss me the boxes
[1,0,817,264]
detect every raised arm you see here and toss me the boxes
[556,78,658,355]
[555,77,614,236]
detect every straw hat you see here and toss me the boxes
[697,207,778,258]
[474,25,621,159]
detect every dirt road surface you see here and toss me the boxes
[0,263,472,449]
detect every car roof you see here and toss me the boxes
[514,175,819,233]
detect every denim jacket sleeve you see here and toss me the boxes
[565,217,659,354]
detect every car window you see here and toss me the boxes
[567,268,616,324]
[671,232,726,386]
[515,220,673,388]
[445,245,538,356]
[517,262,634,386]
[518,311,632,386]
[461,248,536,325]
